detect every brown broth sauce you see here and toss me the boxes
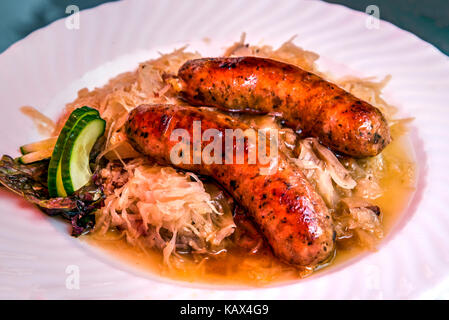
[83,127,416,287]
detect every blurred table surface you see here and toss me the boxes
[0,0,448,55]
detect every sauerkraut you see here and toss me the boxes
[97,158,235,266]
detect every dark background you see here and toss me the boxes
[1,0,448,55]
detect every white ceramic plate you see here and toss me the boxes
[1,0,448,299]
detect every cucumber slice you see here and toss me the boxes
[60,114,106,195]
[47,106,99,197]
[20,137,57,155]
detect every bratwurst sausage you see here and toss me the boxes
[178,57,391,158]
[126,104,335,267]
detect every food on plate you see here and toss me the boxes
[0,36,416,285]
[178,57,391,157]
[0,154,103,236]
[47,106,105,197]
[126,104,334,266]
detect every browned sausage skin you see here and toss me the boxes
[126,104,335,267]
[178,57,391,158]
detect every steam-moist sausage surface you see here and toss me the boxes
[126,104,335,267]
[178,57,391,158]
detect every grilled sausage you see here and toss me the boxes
[126,104,335,267]
[178,56,391,158]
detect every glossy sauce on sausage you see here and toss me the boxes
[126,104,335,267]
[178,57,391,158]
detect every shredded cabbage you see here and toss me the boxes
[97,158,235,266]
